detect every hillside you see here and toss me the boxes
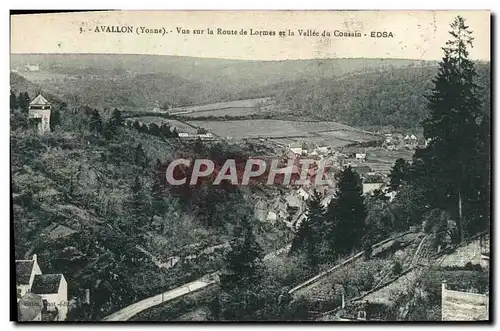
[275,62,491,129]
[11,54,431,112]
[10,94,289,320]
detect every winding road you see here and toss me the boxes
[102,273,219,321]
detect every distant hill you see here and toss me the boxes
[274,62,491,129]
[10,54,432,111]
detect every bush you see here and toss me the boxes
[392,261,403,275]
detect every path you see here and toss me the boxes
[101,245,289,321]
[102,273,219,321]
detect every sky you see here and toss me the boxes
[10,10,491,61]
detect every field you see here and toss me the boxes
[171,97,271,113]
[364,148,415,174]
[187,120,371,140]
[180,107,262,118]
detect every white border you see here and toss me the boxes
[2,2,497,331]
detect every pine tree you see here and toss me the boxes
[89,109,103,134]
[221,216,264,290]
[134,143,148,168]
[389,158,410,192]
[50,103,63,131]
[110,108,123,127]
[417,16,486,239]
[128,176,148,231]
[326,166,366,256]
[216,216,265,320]
[10,90,18,110]
[18,92,30,114]
[133,120,141,131]
[151,159,166,217]
[290,190,325,269]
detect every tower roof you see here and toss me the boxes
[29,94,50,106]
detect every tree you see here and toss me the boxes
[389,158,410,192]
[151,159,166,217]
[215,216,268,321]
[10,90,18,110]
[134,143,148,168]
[18,92,30,114]
[416,16,486,240]
[89,109,103,134]
[221,216,264,290]
[50,102,64,131]
[147,123,160,136]
[325,166,366,256]
[197,127,208,134]
[132,120,141,131]
[290,190,325,269]
[127,176,148,232]
[423,208,459,250]
[110,108,123,127]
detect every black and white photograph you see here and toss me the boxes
[10,10,491,322]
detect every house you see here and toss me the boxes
[351,165,372,178]
[18,293,43,321]
[296,187,310,200]
[285,192,303,209]
[362,182,384,195]
[28,93,51,133]
[31,274,68,321]
[441,281,489,321]
[25,63,40,72]
[289,147,304,156]
[355,153,366,162]
[317,146,330,154]
[288,143,306,156]
[16,255,42,301]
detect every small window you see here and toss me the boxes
[358,310,366,320]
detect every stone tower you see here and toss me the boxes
[28,93,51,133]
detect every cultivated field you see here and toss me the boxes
[180,107,262,118]
[188,120,370,140]
[171,97,272,113]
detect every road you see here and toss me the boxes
[102,245,290,321]
[102,273,219,321]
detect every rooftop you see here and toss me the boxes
[16,260,34,285]
[31,274,63,294]
[29,94,50,106]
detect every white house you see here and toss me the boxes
[178,132,190,138]
[317,146,330,154]
[355,153,366,162]
[31,274,68,321]
[16,255,42,301]
[362,182,384,195]
[25,63,40,72]
[289,147,304,156]
[296,187,310,200]
[28,94,51,133]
